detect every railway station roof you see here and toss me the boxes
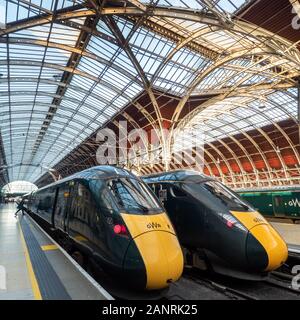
[0,0,300,189]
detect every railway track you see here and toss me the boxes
[166,272,259,300]
[184,268,300,300]
[24,210,300,300]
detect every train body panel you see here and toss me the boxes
[23,166,183,290]
[238,188,300,220]
[143,170,288,278]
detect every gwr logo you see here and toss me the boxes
[288,198,300,208]
[147,222,161,229]
[0,265,6,290]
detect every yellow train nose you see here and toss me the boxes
[133,231,184,290]
[249,224,288,271]
[231,211,288,271]
[120,212,184,290]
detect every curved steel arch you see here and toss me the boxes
[0,60,138,102]
[0,77,139,103]
[2,1,300,186]
[177,93,299,186]
[0,90,120,120]
[200,113,279,181]
[0,37,143,86]
[231,92,300,166]
[0,8,95,36]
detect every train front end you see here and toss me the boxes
[187,179,288,277]
[229,210,288,272]
[106,176,184,290]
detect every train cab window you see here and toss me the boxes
[205,181,253,211]
[186,180,253,212]
[170,186,187,198]
[107,178,162,214]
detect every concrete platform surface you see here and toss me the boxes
[271,221,300,246]
[0,203,113,300]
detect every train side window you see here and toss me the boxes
[170,186,187,198]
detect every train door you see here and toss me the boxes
[51,188,59,227]
[272,194,286,217]
[166,184,199,245]
[64,181,77,234]
[53,183,72,232]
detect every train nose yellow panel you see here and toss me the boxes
[133,231,184,289]
[121,212,176,237]
[231,211,288,271]
[121,212,183,289]
[249,224,288,271]
[230,211,268,230]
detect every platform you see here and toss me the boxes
[271,221,300,250]
[0,204,113,300]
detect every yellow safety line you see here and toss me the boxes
[41,244,58,251]
[18,221,42,300]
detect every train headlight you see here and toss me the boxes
[217,213,247,232]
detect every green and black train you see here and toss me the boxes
[237,186,300,222]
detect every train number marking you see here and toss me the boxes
[253,217,264,223]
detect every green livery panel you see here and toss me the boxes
[238,189,300,220]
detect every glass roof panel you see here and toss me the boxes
[140,0,249,14]
[0,0,77,24]
[186,89,297,144]
[24,18,146,181]
[0,0,298,186]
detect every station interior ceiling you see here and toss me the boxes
[0,0,300,190]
